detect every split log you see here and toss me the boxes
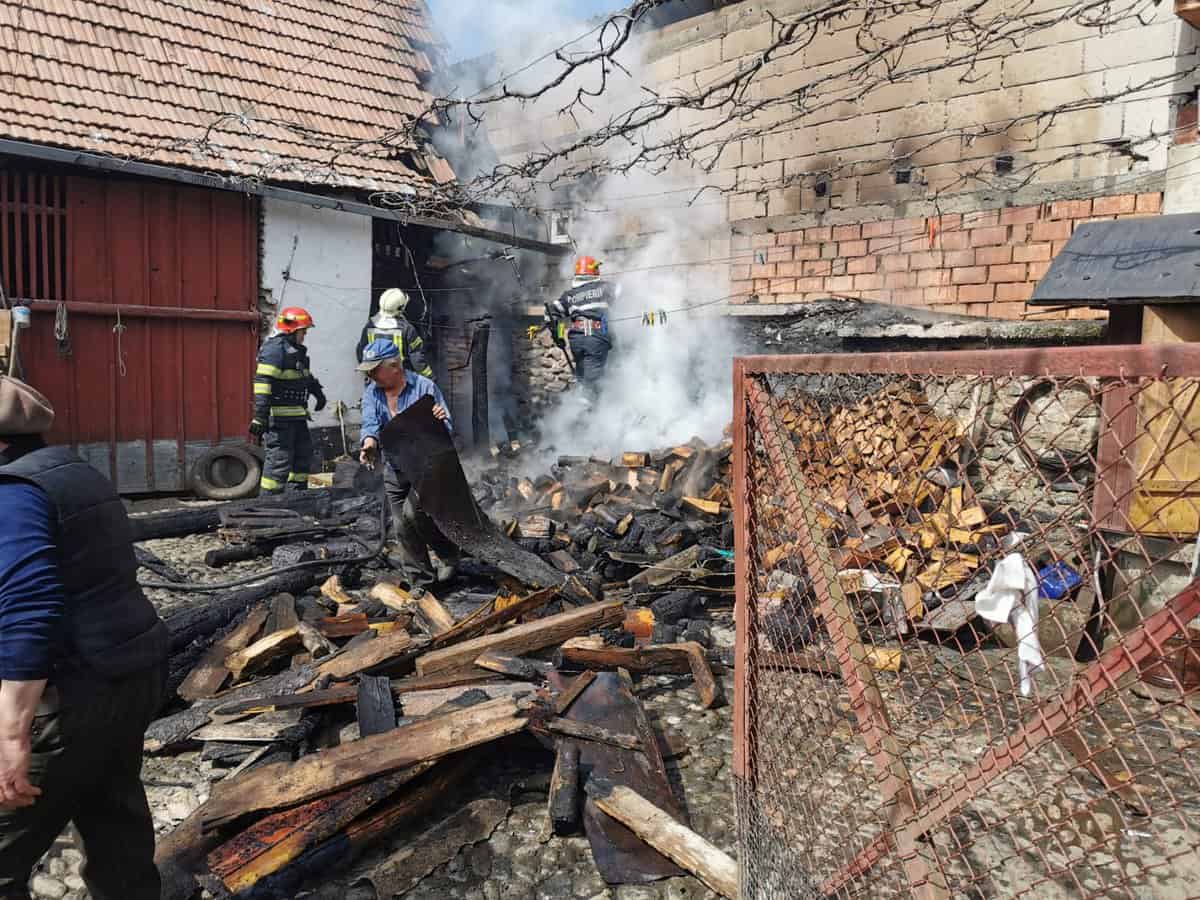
[297,622,337,658]
[556,638,721,708]
[586,780,738,899]
[201,696,534,829]
[177,603,270,701]
[264,593,300,633]
[316,629,418,680]
[321,575,355,606]
[549,739,581,835]
[356,676,396,737]
[544,717,641,751]
[682,497,721,516]
[415,592,456,636]
[546,550,581,573]
[225,627,303,682]
[369,580,414,612]
[415,600,625,676]
[475,651,552,680]
[317,613,370,638]
[628,545,704,591]
[621,452,651,467]
[164,572,318,655]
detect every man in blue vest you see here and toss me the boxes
[0,376,167,900]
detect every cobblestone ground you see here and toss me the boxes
[28,533,739,900]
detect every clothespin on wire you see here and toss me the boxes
[659,309,668,325]
[526,325,540,341]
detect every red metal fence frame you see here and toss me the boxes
[732,343,1200,896]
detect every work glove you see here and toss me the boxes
[248,419,266,445]
[311,380,327,412]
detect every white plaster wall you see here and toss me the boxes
[261,199,371,428]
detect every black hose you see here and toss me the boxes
[1009,378,1099,476]
[138,491,389,594]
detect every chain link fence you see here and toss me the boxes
[731,346,1200,898]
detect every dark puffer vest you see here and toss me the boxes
[0,446,167,679]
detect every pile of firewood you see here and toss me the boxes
[765,382,1024,636]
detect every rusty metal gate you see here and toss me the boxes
[732,345,1200,898]
[2,167,259,492]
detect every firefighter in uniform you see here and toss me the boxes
[0,376,168,900]
[355,288,433,377]
[249,307,326,494]
[544,256,616,398]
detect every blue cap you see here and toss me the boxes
[357,338,401,372]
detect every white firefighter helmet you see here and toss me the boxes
[378,288,410,316]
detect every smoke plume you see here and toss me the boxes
[432,1,744,461]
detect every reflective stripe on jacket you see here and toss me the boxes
[253,334,314,421]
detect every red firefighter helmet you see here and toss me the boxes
[574,256,601,277]
[276,307,315,333]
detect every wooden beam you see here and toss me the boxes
[202,696,533,829]
[178,604,269,701]
[212,670,504,718]
[554,671,597,715]
[556,639,721,709]
[475,651,552,680]
[191,710,304,744]
[316,629,417,680]
[206,765,430,893]
[544,717,641,751]
[430,586,556,648]
[415,600,624,676]
[398,682,536,718]
[549,739,581,835]
[357,676,397,737]
[265,593,299,633]
[586,780,738,899]
[415,592,456,636]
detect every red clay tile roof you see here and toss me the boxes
[0,0,454,192]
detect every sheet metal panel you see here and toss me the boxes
[1030,213,1200,306]
[16,173,258,492]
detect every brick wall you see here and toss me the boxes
[475,1,1194,324]
[729,192,1163,318]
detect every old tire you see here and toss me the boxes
[191,444,261,501]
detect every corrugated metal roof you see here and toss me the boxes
[0,0,452,192]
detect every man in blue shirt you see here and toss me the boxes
[357,339,459,582]
[0,376,166,900]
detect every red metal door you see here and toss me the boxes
[5,170,259,492]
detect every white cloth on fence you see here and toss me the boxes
[974,552,1045,697]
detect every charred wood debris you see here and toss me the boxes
[138,437,738,899]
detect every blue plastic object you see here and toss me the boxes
[1038,561,1082,600]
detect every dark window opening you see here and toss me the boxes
[0,169,68,301]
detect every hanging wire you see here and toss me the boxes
[113,307,127,377]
